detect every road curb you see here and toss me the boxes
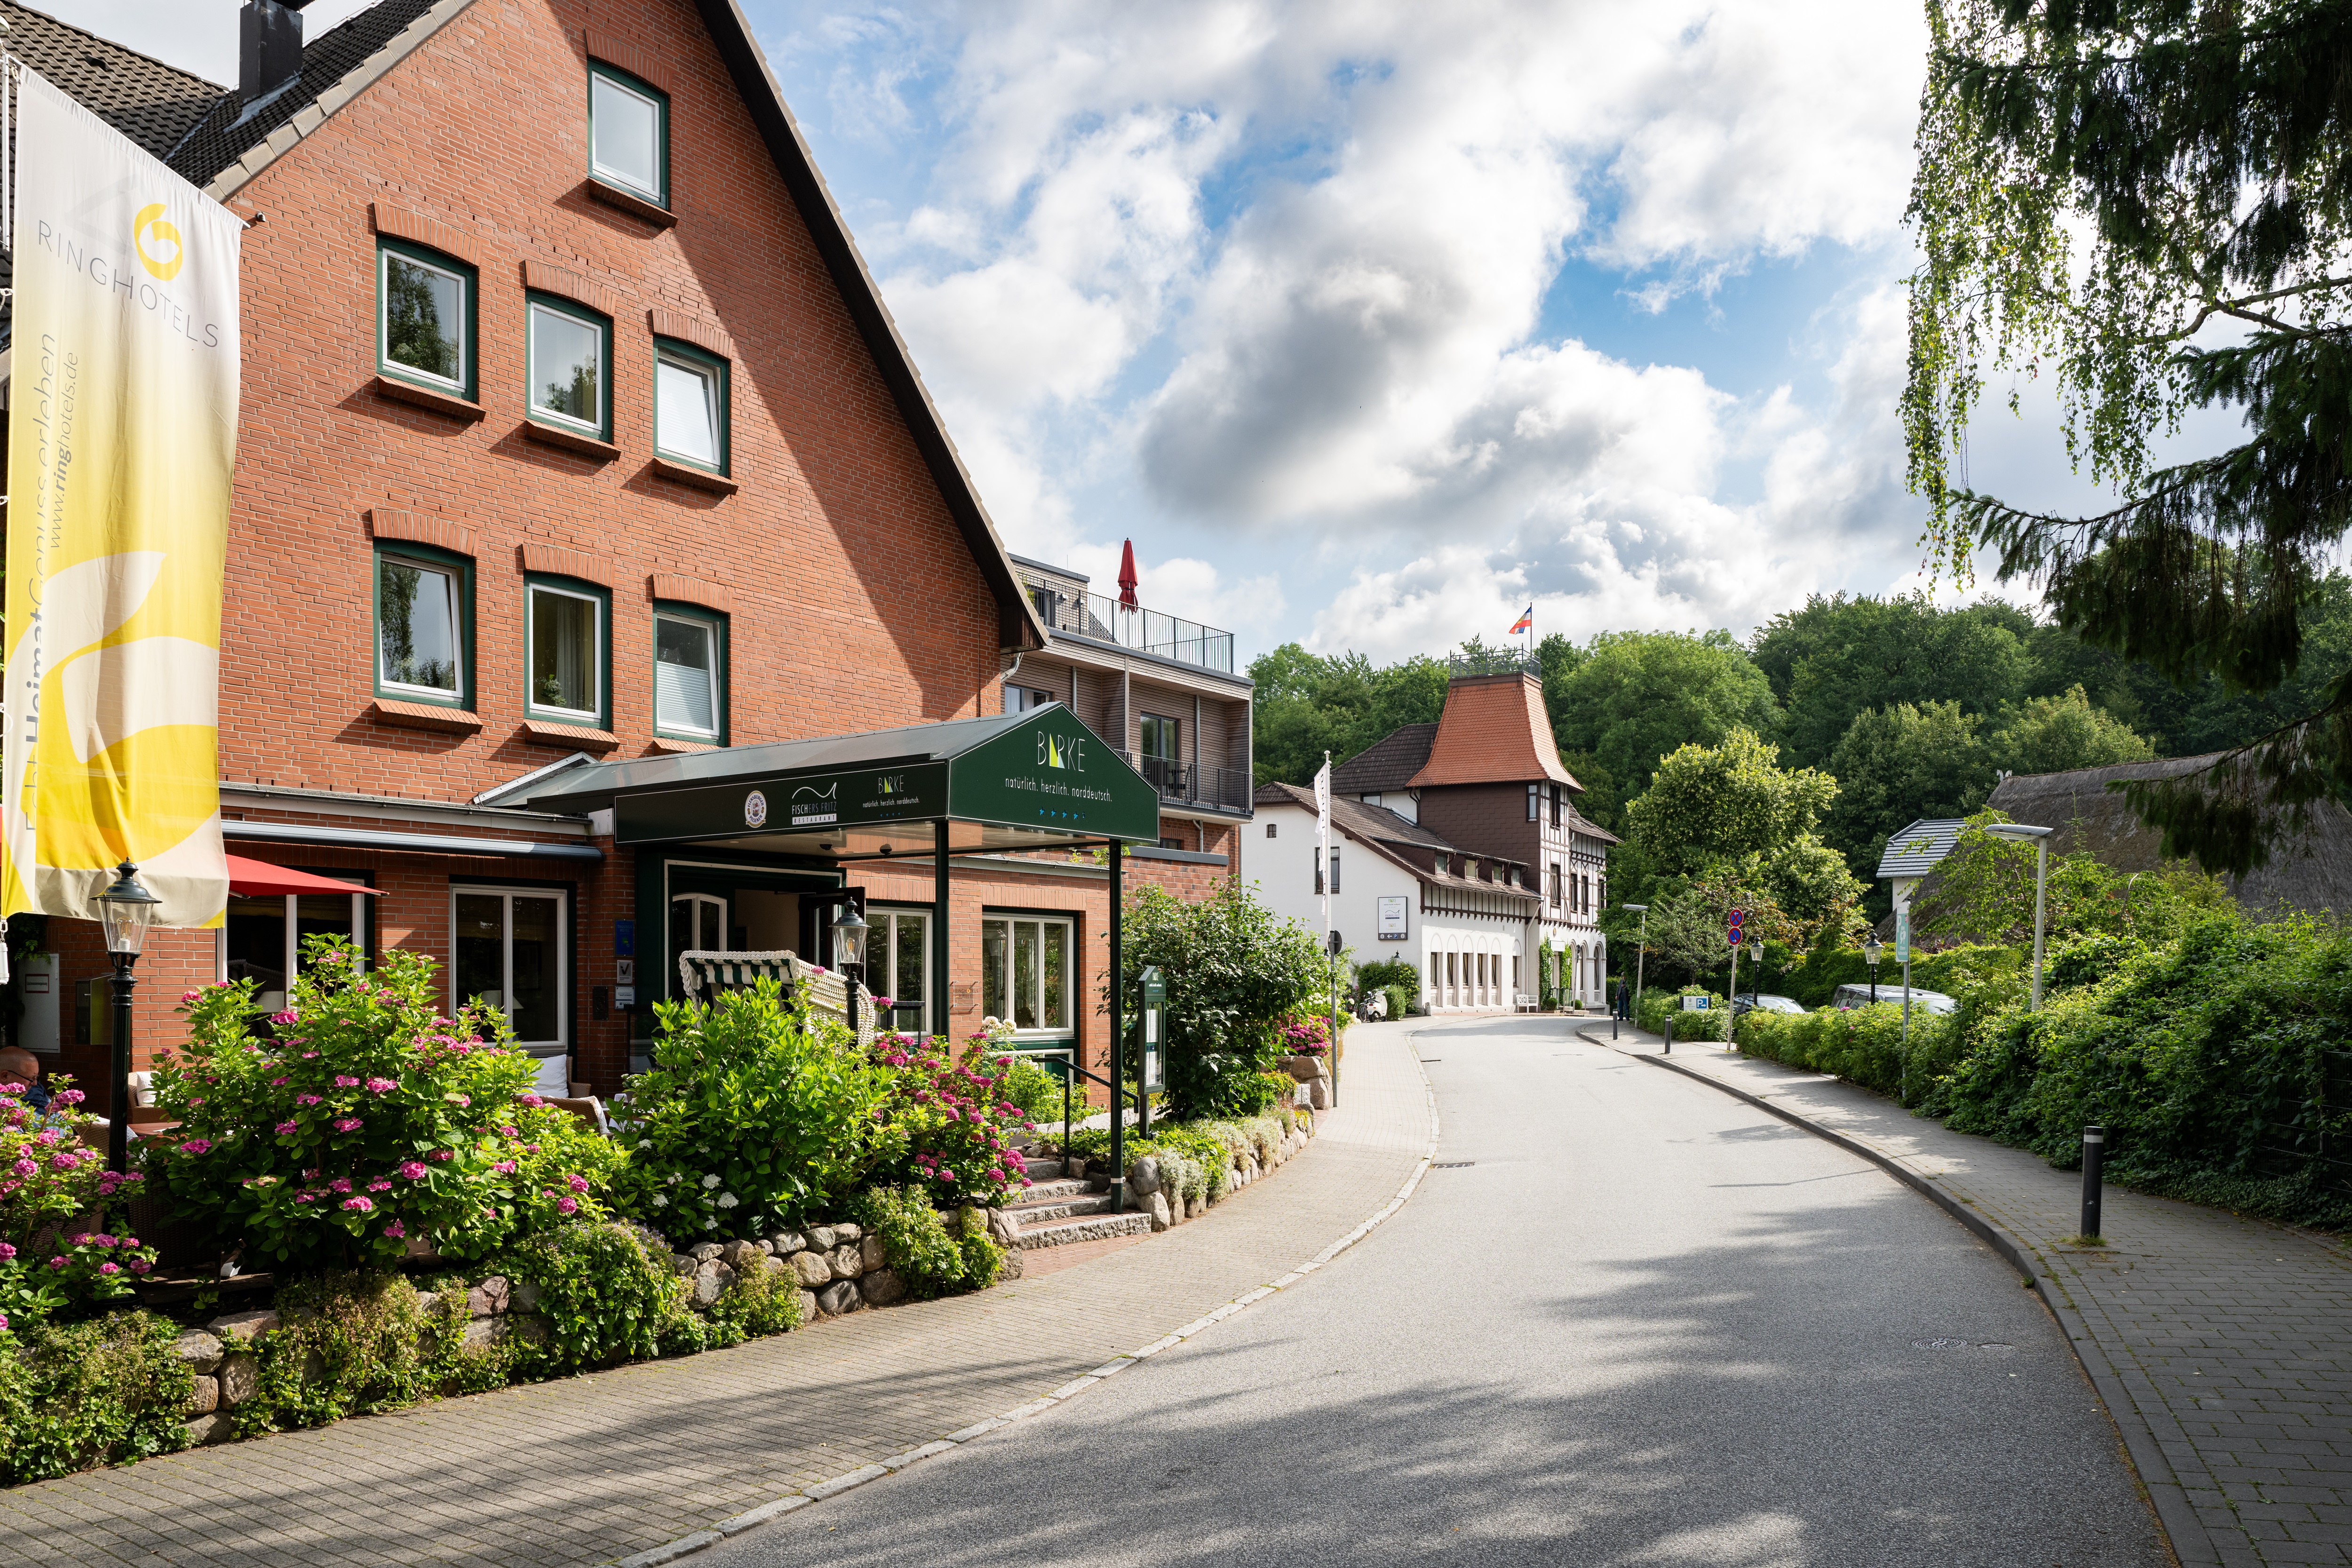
[1579,1027,2210,1568]
[608,1035,1444,1567]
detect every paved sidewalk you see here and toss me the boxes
[1582,1023,2352,1568]
[0,1025,1434,1568]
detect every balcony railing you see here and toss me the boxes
[1132,753,1253,813]
[1447,648,1540,677]
[1022,573,1236,674]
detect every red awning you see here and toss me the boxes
[226,854,385,899]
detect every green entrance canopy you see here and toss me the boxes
[502,705,1160,855]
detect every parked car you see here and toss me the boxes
[1831,983,1957,1016]
[1730,993,1807,1016]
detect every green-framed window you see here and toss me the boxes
[524,575,612,729]
[589,60,669,208]
[652,602,727,744]
[374,544,472,708]
[525,293,610,440]
[377,239,475,399]
[652,337,728,474]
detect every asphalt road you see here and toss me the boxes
[705,1017,2167,1568]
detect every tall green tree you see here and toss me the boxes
[1547,631,1780,813]
[1822,700,1994,880]
[1620,728,1863,934]
[1750,593,2033,765]
[1988,684,2155,777]
[1248,645,1448,786]
[1906,0,2352,872]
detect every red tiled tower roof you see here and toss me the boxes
[1406,673,1580,789]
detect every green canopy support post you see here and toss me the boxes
[931,817,951,1040]
[1108,839,1125,1212]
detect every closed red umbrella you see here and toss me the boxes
[1117,539,1140,610]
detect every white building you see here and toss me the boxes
[1250,784,1542,1012]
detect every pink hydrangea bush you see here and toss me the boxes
[0,1075,157,1325]
[1276,1014,1333,1056]
[146,938,621,1272]
[866,1032,1035,1208]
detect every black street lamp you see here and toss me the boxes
[1862,931,1883,1003]
[831,904,869,1036]
[97,860,160,1175]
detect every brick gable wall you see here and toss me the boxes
[218,0,1002,799]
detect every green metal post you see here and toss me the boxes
[1108,840,1124,1212]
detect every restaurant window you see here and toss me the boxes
[377,239,474,399]
[527,579,608,727]
[870,908,929,1035]
[589,60,669,207]
[453,888,568,1086]
[526,295,610,440]
[375,546,470,708]
[981,914,1071,1035]
[652,606,724,742]
[654,339,728,473]
[224,876,373,1016]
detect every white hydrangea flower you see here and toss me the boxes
[701,1174,721,1189]
[718,1193,738,1209]
[667,1173,680,1185]
[637,1139,652,1149]
[702,1216,718,1228]
[652,1194,667,1207]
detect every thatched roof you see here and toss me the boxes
[1984,754,2352,918]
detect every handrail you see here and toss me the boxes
[994,1047,1142,1182]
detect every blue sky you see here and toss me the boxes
[66,0,2181,665]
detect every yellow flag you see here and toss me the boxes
[3,68,238,929]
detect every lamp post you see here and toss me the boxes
[1986,822,2054,1010]
[830,904,869,1036]
[97,860,160,1177]
[1862,932,1883,1003]
[1747,937,1764,1008]
[1623,905,1648,1027]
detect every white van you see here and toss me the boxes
[1832,983,1956,1016]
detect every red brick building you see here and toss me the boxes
[0,0,1243,1118]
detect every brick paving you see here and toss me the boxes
[1589,1025,2352,1568]
[0,1026,1433,1568]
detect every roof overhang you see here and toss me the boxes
[502,704,1160,854]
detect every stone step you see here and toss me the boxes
[1006,1194,1119,1227]
[1015,1210,1154,1250]
[1021,1157,1075,1181]
[1009,1178,1090,1205]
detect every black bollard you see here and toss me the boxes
[1663,1018,1673,1055]
[2081,1125,2105,1239]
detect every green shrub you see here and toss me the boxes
[501,1220,685,1373]
[230,1270,504,1437]
[997,1056,1065,1123]
[850,1186,1002,1298]
[1384,983,1416,1019]
[0,1310,192,1484]
[701,1252,803,1343]
[1,1076,160,1328]
[866,1036,1035,1207]
[615,982,895,1238]
[1121,883,1329,1121]
[1638,987,1728,1041]
[148,940,617,1273]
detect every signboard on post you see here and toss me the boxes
[1376,895,1408,940]
[1138,966,1166,1094]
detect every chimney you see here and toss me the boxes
[239,0,307,104]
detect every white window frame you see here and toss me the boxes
[982,913,1074,1037]
[652,611,721,740]
[527,581,604,724]
[449,886,570,1057]
[377,553,465,703]
[671,891,728,957]
[527,299,607,435]
[377,246,469,393]
[589,68,665,201]
[653,344,723,470]
[868,906,930,1035]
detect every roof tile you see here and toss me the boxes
[1407,674,1579,789]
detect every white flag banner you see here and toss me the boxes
[1313,757,1331,928]
[3,67,239,931]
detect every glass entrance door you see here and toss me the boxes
[670,892,727,957]
[453,888,568,1092]
[869,908,928,1035]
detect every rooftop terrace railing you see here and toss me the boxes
[1021,573,1237,674]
